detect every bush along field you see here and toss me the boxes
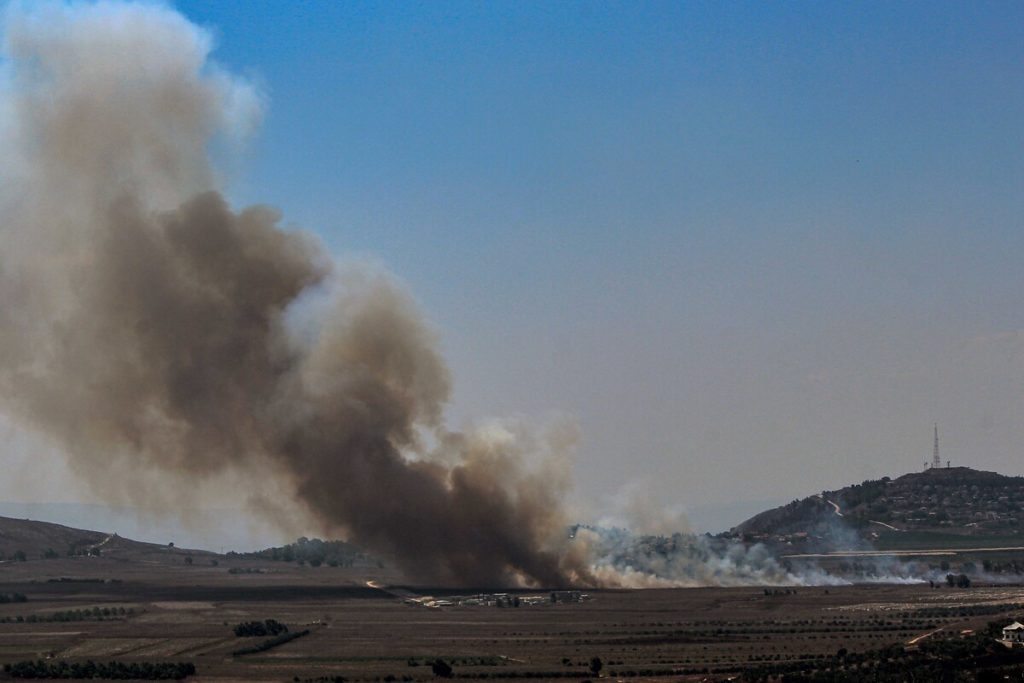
[3,660,196,680]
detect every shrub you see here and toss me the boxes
[231,629,309,656]
[233,619,289,637]
[431,659,454,678]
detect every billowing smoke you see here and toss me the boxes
[0,1,934,591]
[576,527,801,588]
[0,1,589,588]
[577,524,937,589]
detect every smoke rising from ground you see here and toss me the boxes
[0,1,588,587]
[0,2,938,591]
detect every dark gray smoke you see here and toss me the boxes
[0,1,588,587]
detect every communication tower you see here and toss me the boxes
[932,424,941,469]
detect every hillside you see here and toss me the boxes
[0,515,109,560]
[0,514,396,581]
[731,466,1024,552]
[0,514,212,563]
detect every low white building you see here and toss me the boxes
[1001,622,1024,644]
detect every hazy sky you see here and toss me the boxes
[4,1,1024,533]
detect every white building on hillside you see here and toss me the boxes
[1001,622,1024,645]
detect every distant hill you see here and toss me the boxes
[730,467,1024,552]
[0,514,387,576]
[0,514,217,563]
[0,502,285,552]
[0,515,111,560]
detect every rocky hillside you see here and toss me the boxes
[730,467,1024,552]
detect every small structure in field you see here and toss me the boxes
[550,590,586,604]
[1000,621,1024,646]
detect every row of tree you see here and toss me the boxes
[0,547,101,561]
[230,629,309,656]
[3,660,195,679]
[0,592,28,603]
[0,607,133,624]
[425,657,602,679]
[741,622,1024,682]
[234,537,368,567]
[233,619,288,637]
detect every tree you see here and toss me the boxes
[431,659,453,678]
[12,550,26,562]
[184,555,193,565]
[233,619,288,637]
[590,656,603,676]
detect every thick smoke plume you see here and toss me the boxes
[0,1,589,587]
[0,2,925,591]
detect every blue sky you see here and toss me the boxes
[82,1,1024,526]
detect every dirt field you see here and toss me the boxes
[2,554,1024,681]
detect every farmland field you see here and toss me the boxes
[2,555,1024,681]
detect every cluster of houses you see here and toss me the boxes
[404,590,590,609]
[875,475,1023,533]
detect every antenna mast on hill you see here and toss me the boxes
[932,423,941,469]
